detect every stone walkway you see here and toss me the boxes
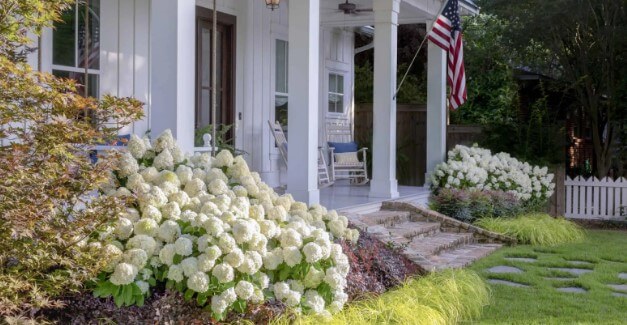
[347,201,511,271]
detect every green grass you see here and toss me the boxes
[475,213,586,246]
[470,230,627,324]
[273,269,489,325]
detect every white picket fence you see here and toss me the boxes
[565,176,627,219]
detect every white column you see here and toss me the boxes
[425,20,448,185]
[287,0,320,204]
[150,0,196,152]
[369,0,400,199]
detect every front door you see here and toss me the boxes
[196,8,235,146]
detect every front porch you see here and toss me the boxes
[319,181,430,210]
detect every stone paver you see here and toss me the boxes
[359,210,410,227]
[556,287,587,293]
[424,244,502,270]
[404,232,474,257]
[506,257,537,263]
[488,279,529,287]
[612,292,627,298]
[545,277,576,281]
[608,284,627,292]
[566,260,594,266]
[386,221,441,239]
[619,273,627,280]
[486,266,524,274]
[548,267,593,276]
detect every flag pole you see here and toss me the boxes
[211,0,218,157]
[393,0,449,100]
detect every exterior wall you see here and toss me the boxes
[33,0,356,188]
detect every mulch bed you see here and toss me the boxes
[37,230,423,324]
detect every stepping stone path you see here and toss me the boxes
[612,292,627,298]
[487,266,524,274]
[557,287,587,293]
[548,267,593,276]
[619,273,627,280]
[488,279,529,287]
[346,201,513,271]
[506,257,537,263]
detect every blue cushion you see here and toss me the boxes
[328,141,358,153]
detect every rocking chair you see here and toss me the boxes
[326,122,369,185]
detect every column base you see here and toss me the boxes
[287,188,320,206]
[369,179,399,198]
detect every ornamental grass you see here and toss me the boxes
[475,213,585,246]
[273,269,490,325]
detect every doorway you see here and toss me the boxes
[196,7,236,146]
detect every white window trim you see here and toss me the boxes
[271,35,288,156]
[326,69,348,117]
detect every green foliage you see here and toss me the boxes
[475,213,585,246]
[430,189,523,223]
[354,61,426,104]
[93,280,147,308]
[0,1,144,316]
[273,269,489,325]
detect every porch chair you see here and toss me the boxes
[326,122,369,185]
[268,120,333,188]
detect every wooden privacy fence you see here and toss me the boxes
[564,176,627,219]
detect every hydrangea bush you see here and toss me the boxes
[430,145,555,205]
[92,130,358,320]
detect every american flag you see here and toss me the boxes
[427,0,467,109]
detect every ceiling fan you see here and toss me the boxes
[338,0,373,15]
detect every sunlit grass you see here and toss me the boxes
[272,269,489,325]
[476,213,585,246]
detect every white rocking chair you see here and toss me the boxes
[268,120,333,188]
[326,122,369,185]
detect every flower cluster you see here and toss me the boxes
[96,130,358,319]
[430,145,555,203]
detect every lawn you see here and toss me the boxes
[469,230,627,324]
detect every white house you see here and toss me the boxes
[29,0,478,205]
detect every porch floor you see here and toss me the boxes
[319,180,430,210]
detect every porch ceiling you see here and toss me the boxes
[320,0,479,27]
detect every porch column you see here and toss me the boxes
[425,19,448,185]
[369,0,400,198]
[150,0,196,152]
[287,0,320,204]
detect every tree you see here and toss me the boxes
[479,0,627,177]
[0,0,143,317]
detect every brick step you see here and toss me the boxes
[357,210,411,227]
[386,221,441,239]
[404,232,475,258]
[419,244,503,271]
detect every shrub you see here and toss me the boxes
[0,0,144,314]
[430,189,522,222]
[91,130,359,320]
[475,213,585,246]
[430,145,555,206]
[272,269,489,325]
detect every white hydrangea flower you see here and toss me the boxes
[249,205,265,221]
[232,185,248,197]
[134,218,159,237]
[184,178,206,197]
[206,168,229,183]
[267,206,288,223]
[232,219,257,244]
[280,228,303,248]
[167,264,184,282]
[213,150,234,168]
[115,217,134,240]
[197,253,216,272]
[159,244,176,266]
[225,248,245,268]
[234,280,255,300]
[117,151,139,178]
[181,257,199,277]
[126,235,157,256]
[206,245,222,260]
[153,129,174,153]
[303,267,324,288]
[218,233,237,254]
[212,263,234,283]
[110,263,138,285]
[156,220,180,243]
[140,167,160,184]
[126,173,145,193]
[284,290,302,307]
[174,237,193,256]
[263,248,284,270]
[324,267,346,290]
[168,191,190,208]
[237,251,262,275]
[123,248,148,268]
[186,271,209,293]
[154,149,174,170]
[175,165,193,186]
[159,170,181,187]
[202,216,225,237]
[303,242,324,263]
[208,179,229,195]
[171,146,185,164]
[141,205,162,223]
[304,290,325,314]
[282,247,303,267]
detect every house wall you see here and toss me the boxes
[31,0,355,188]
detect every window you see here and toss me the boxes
[275,39,288,129]
[328,73,344,114]
[52,0,100,98]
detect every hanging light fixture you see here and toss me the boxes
[265,0,280,11]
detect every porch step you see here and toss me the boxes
[404,232,475,258]
[415,243,503,271]
[345,200,508,272]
